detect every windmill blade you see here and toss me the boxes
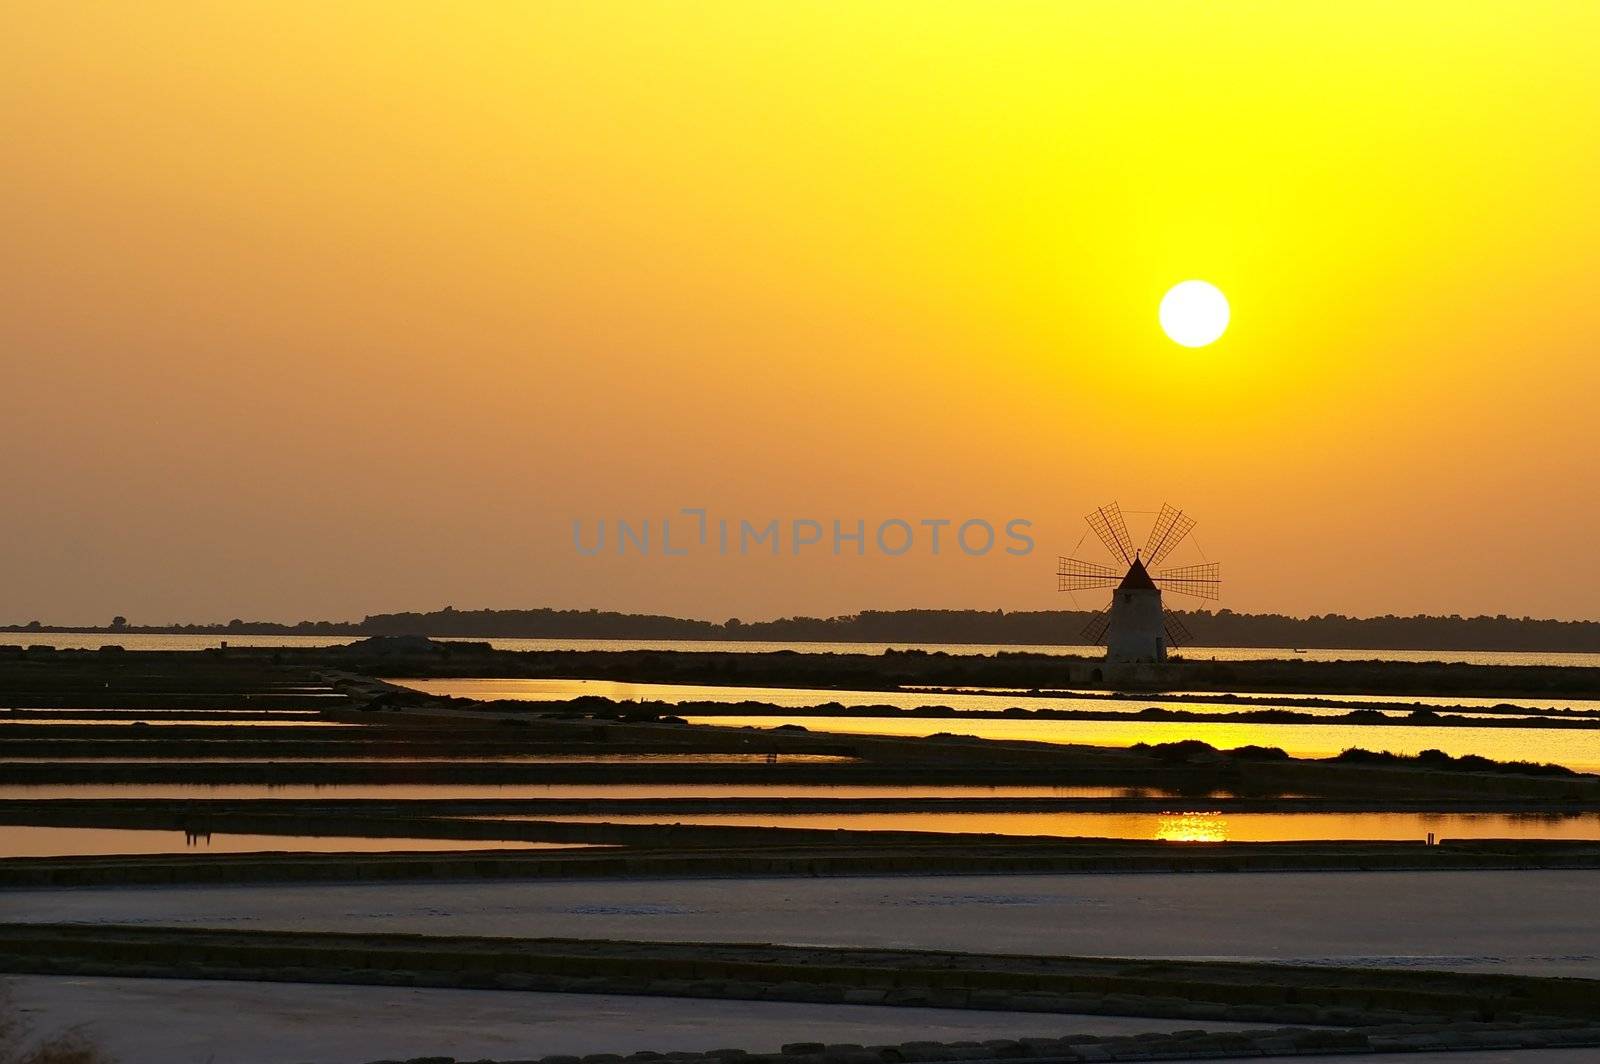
[1163,613,1194,648]
[1142,503,1197,567]
[1081,609,1111,645]
[1153,562,1221,600]
[1085,503,1135,565]
[1057,556,1122,592]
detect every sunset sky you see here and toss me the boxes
[4,3,1598,625]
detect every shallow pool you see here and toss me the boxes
[681,715,1600,773]
[0,825,598,859]
[484,809,1600,843]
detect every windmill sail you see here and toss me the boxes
[1085,504,1135,565]
[1082,610,1111,644]
[1153,562,1221,600]
[1163,612,1194,648]
[1142,503,1196,567]
[1057,556,1123,592]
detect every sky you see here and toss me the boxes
[3,3,1598,625]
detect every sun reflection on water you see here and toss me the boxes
[1154,811,1228,843]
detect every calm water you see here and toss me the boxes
[0,708,333,716]
[8,633,1600,667]
[0,754,857,765]
[680,714,1600,772]
[0,783,1141,800]
[394,678,1594,717]
[501,811,1600,843]
[0,717,354,728]
[1,635,360,651]
[917,687,1600,714]
[0,825,595,859]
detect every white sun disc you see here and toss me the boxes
[1159,280,1230,347]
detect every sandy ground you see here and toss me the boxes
[2,975,1260,1064]
[5,869,1597,977]
[8,978,1597,1064]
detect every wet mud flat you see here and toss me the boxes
[3,924,1599,1063]
[1,976,1269,1064]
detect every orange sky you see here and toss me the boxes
[2,3,1598,625]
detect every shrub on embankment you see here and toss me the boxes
[1334,747,1579,777]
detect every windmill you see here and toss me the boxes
[1056,503,1220,662]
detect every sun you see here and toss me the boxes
[1159,280,1230,347]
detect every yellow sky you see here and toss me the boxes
[2,3,1597,623]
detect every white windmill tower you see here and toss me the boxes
[1056,503,1220,662]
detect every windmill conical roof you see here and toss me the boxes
[1119,557,1159,591]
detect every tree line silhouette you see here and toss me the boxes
[14,606,1600,652]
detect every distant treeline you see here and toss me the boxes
[9,606,1600,652]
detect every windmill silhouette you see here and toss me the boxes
[1057,503,1220,661]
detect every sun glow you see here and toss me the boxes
[1159,281,1230,347]
[1154,811,1229,843]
